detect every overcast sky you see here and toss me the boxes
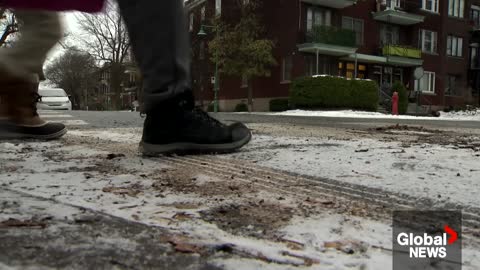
[47,12,80,62]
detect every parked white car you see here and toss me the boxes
[37,88,72,111]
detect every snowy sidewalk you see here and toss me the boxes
[1,124,480,269]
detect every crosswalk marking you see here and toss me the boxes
[39,111,89,126]
[38,110,63,114]
[39,115,73,118]
[57,120,88,126]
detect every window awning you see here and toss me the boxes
[340,54,388,64]
[298,43,358,57]
[386,56,423,67]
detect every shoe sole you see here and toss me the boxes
[139,132,252,156]
[0,127,68,140]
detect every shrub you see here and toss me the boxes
[269,98,289,112]
[290,76,378,111]
[234,103,249,112]
[392,81,408,115]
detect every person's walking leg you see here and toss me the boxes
[116,0,190,110]
[117,0,251,155]
[0,10,67,140]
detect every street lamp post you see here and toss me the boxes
[198,25,219,113]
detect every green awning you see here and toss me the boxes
[386,56,423,67]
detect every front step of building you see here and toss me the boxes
[377,106,389,115]
[406,103,433,116]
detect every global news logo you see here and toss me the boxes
[396,225,458,259]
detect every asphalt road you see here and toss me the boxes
[52,110,480,130]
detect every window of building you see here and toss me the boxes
[448,0,465,18]
[199,41,205,60]
[445,75,460,96]
[471,5,480,28]
[385,0,401,9]
[129,72,136,83]
[338,62,366,79]
[342,17,364,45]
[393,68,403,83]
[306,56,333,76]
[201,6,206,21]
[380,24,400,45]
[215,0,222,16]
[306,7,331,31]
[346,63,355,79]
[357,64,366,79]
[470,47,479,69]
[414,71,436,93]
[282,56,293,82]
[420,29,437,53]
[373,65,383,85]
[306,57,315,76]
[447,35,463,57]
[422,0,439,13]
[189,13,194,32]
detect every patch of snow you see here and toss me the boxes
[194,173,224,185]
[67,129,141,143]
[439,109,480,121]
[0,142,25,151]
[225,135,480,208]
[52,119,88,126]
[261,109,480,121]
[388,130,433,135]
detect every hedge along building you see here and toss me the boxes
[186,0,480,112]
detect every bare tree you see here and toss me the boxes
[45,47,98,110]
[0,8,18,47]
[76,1,130,110]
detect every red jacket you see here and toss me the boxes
[1,0,105,13]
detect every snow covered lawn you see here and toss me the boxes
[255,109,480,121]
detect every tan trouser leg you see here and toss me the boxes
[0,10,62,124]
[0,9,62,82]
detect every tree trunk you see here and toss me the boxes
[247,78,254,112]
[109,63,125,110]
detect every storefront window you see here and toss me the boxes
[338,62,366,79]
[393,68,403,83]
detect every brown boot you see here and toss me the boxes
[0,76,67,140]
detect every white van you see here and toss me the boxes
[37,88,72,111]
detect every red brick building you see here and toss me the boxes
[186,0,480,112]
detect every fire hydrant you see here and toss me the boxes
[392,91,399,116]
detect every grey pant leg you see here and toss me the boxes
[117,0,191,112]
[0,10,62,82]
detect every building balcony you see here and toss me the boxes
[298,26,358,56]
[373,0,424,25]
[382,45,423,67]
[383,45,421,59]
[301,0,355,9]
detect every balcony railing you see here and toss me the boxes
[383,44,421,59]
[305,25,356,47]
